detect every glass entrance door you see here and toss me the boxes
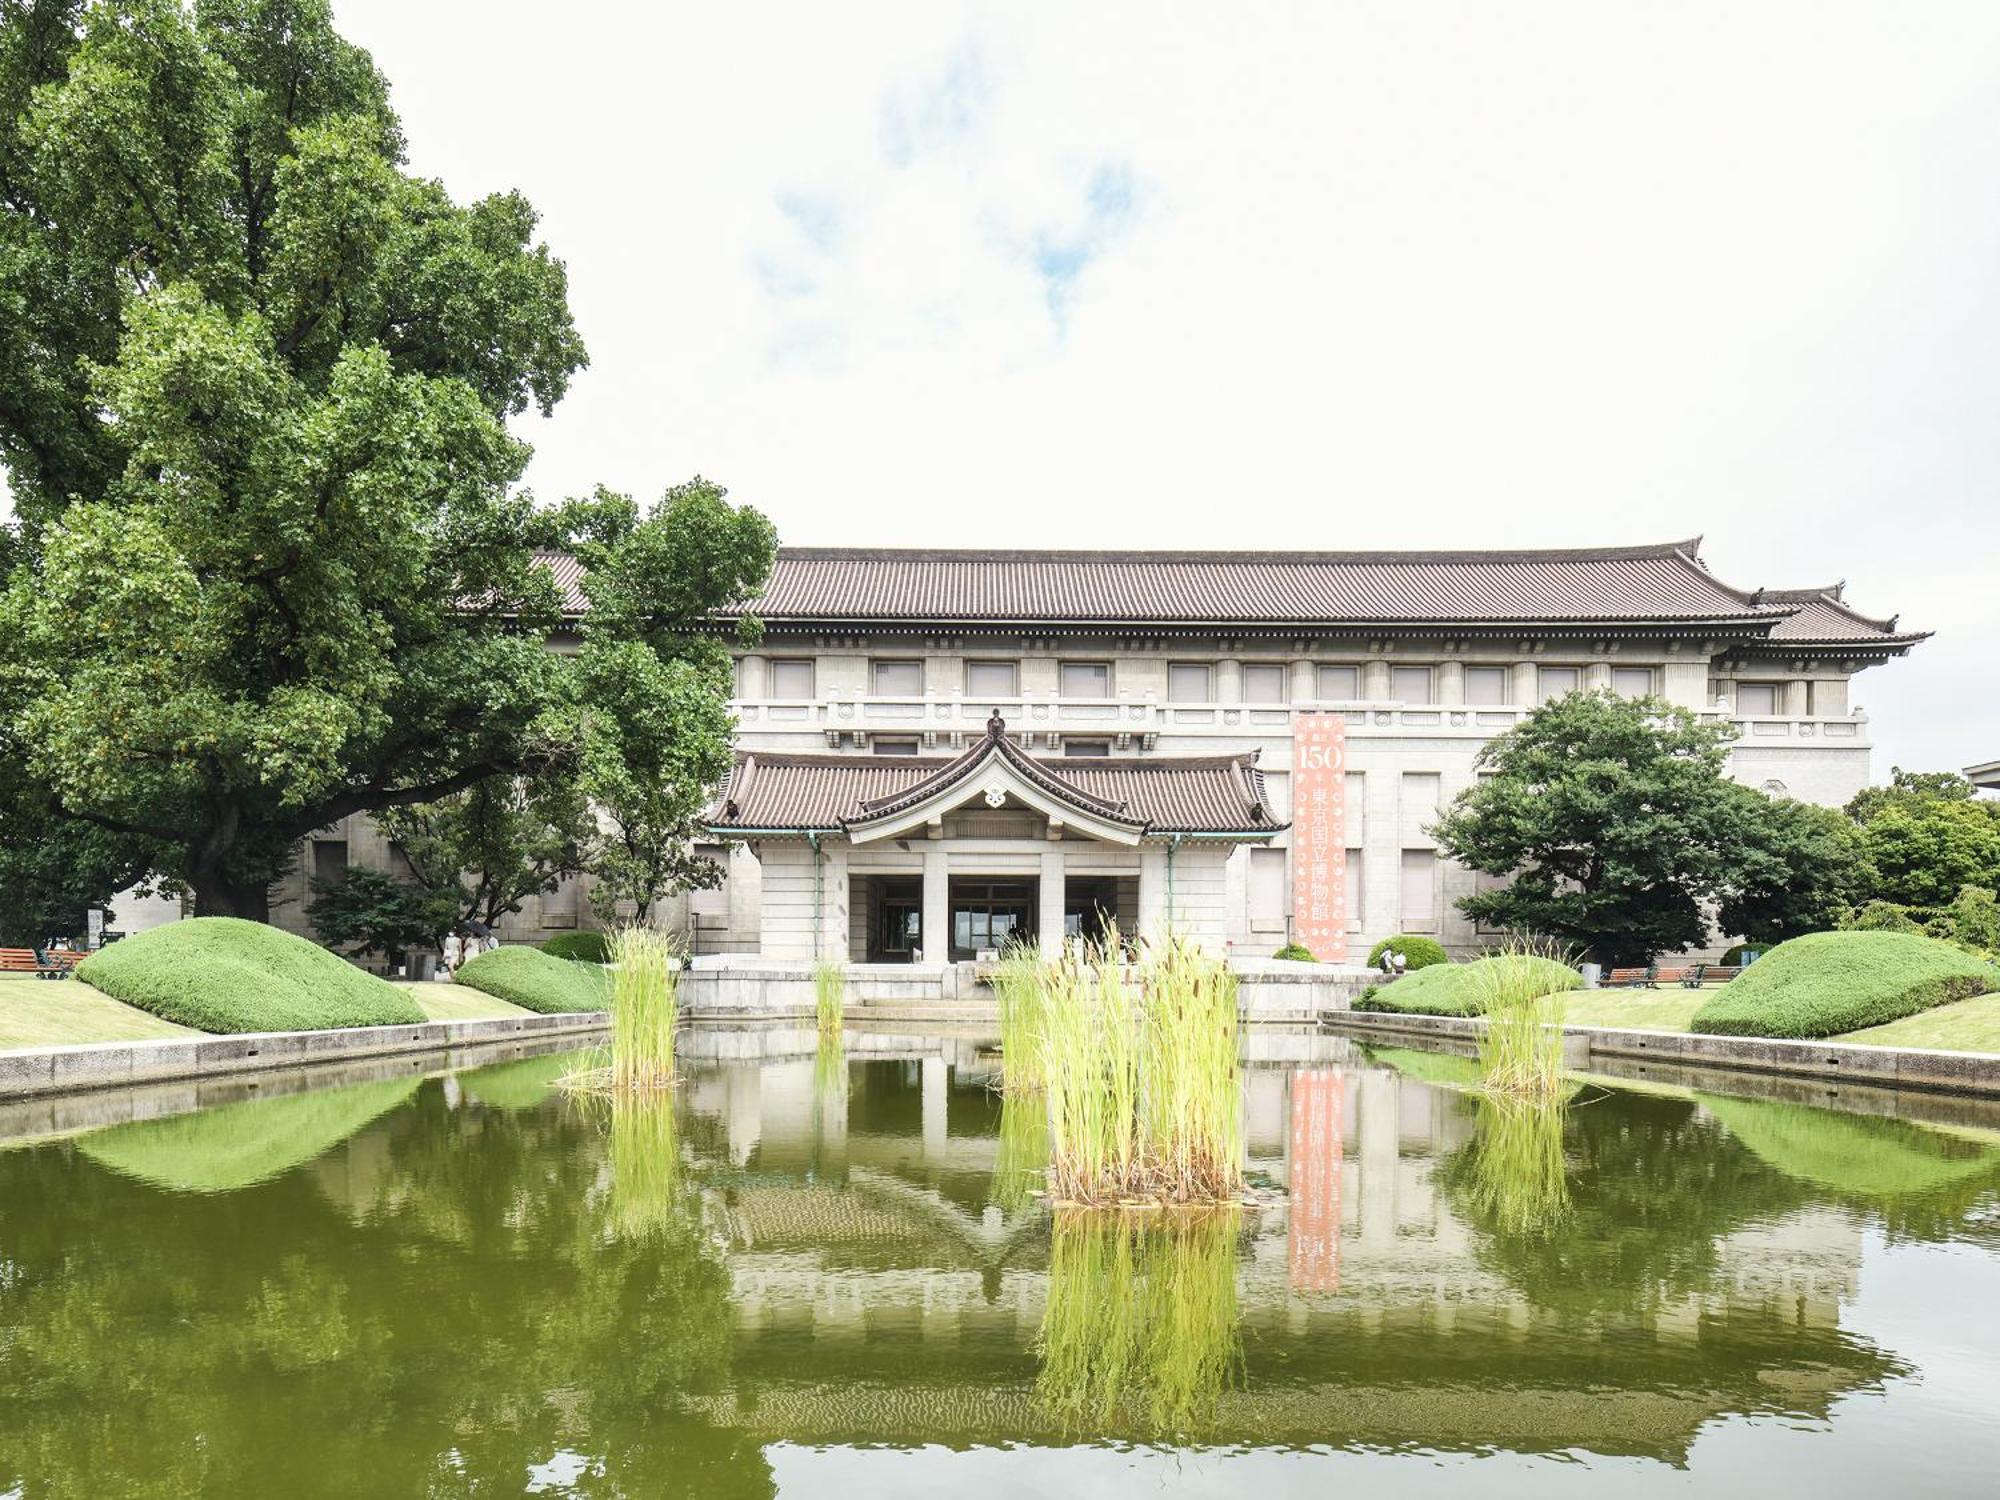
[949,879,1037,960]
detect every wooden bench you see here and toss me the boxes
[0,947,82,979]
[1606,964,1658,988]
[1678,963,1743,987]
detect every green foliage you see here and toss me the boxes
[1690,931,1999,1039]
[1472,943,1575,1098]
[1365,933,1449,970]
[378,778,592,934]
[1716,792,1873,946]
[541,931,611,963]
[1853,798,2000,909]
[1721,943,1762,966]
[75,915,424,1031]
[454,944,611,1015]
[1352,954,1582,1018]
[0,6,773,923]
[1431,693,1760,965]
[1838,886,2000,959]
[306,867,459,963]
[1270,943,1317,962]
[992,944,1048,1092]
[1845,767,1979,824]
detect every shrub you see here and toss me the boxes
[541,931,612,963]
[456,946,613,1014]
[1690,930,1998,1039]
[1352,955,1582,1018]
[1722,943,1764,967]
[1271,943,1318,962]
[1366,934,1449,971]
[76,918,425,1033]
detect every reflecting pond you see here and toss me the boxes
[4,1029,2000,1496]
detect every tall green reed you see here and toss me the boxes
[814,961,846,1037]
[1035,1207,1243,1437]
[1039,926,1241,1205]
[991,943,1049,1094]
[1472,939,1576,1100]
[564,925,680,1094]
[604,1094,686,1239]
[1457,1093,1572,1237]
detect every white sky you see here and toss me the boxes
[20,3,2000,778]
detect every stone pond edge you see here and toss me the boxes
[1321,1009,2000,1098]
[0,1011,612,1101]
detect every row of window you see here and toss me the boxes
[1248,845,1445,933]
[763,658,1666,704]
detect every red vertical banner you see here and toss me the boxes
[1288,1069,1344,1293]
[1291,712,1348,961]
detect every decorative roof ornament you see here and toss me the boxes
[986,710,1006,739]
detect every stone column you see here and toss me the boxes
[1290,657,1317,703]
[1785,678,1811,717]
[1039,848,1066,957]
[1437,660,1465,705]
[817,843,849,963]
[1217,658,1243,703]
[1511,661,1538,707]
[1362,659,1392,700]
[922,844,949,966]
[1139,843,1171,946]
[1586,662,1611,692]
[737,653,767,699]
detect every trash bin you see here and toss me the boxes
[1579,962,1602,990]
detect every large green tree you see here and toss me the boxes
[1433,692,1771,965]
[0,3,774,921]
[1715,789,1873,947]
[1845,772,2000,910]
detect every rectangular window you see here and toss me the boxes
[1401,772,1442,824]
[1061,661,1112,697]
[770,658,816,699]
[1249,847,1286,932]
[1737,682,1782,715]
[1346,851,1364,932]
[311,840,349,886]
[1063,739,1111,757]
[1242,663,1288,703]
[1316,664,1360,700]
[1400,849,1438,930]
[965,659,1018,698]
[1464,666,1510,706]
[1538,666,1581,703]
[1168,662,1214,701]
[1473,869,1510,935]
[1390,666,1433,704]
[1611,667,1654,699]
[872,738,920,756]
[1345,770,1366,846]
[871,659,924,696]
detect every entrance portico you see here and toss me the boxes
[707,713,1283,968]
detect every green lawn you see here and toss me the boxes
[1559,987,1708,1033]
[0,974,199,1050]
[1836,993,2000,1055]
[402,981,533,1022]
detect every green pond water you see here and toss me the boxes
[4,1031,2000,1496]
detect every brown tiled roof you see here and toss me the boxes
[746,539,1777,628]
[708,744,1281,837]
[1754,587,1930,648]
[535,540,1923,651]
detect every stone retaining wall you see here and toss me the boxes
[0,1010,608,1102]
[1324,1009,2000,1099]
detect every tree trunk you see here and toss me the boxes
[188,871,272,923]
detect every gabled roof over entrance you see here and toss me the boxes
[708,714,1282,842]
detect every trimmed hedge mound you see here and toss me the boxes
[1366,933,1450,970]
[1354,954,1582,1017]
[541,931,611,963]
[456,946,611,1014]
[1271,943,1318,962]
[1690,930,1997,1039]
[76,918,425,1033]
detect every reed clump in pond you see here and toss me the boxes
[1453,1093,1573,1237]
[1035,1206,1243,1437]
[563,926,681,1094]
[1471,940,1578,1100]
[990,1093,1052,1215]
[1039,928,1242,1206]
[813,961,846,1037]
[991,943,1050,1094]
[603,1094,687,1240]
